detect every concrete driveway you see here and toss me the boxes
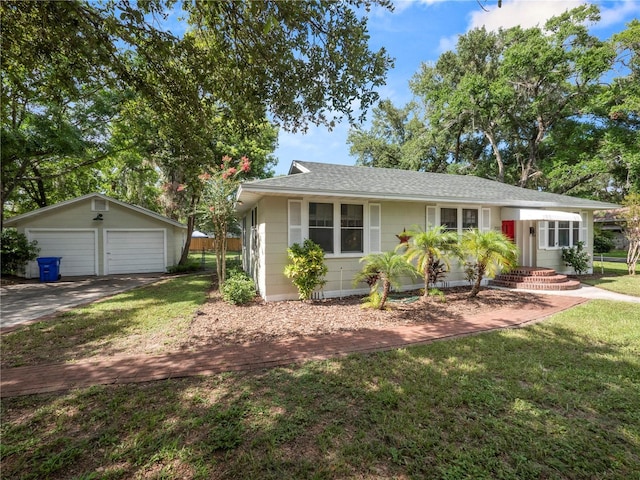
[0,274,166,330]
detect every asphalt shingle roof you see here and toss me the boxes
[237,161,619,210]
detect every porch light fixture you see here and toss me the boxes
[529,226,535,235]
[92,213,104,221]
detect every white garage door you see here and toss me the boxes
[106,230,166,274]
[27,230,97,278]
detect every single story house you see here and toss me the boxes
[4,193,186,278]
[594,208,629,250]
[236,161,619,301]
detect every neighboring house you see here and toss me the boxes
[4,193,186,278]
[594,208,629,250]
[236,161,619,301]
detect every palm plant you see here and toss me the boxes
[459,229,519,298]
[399,225,458,299]
[354,251,417,310]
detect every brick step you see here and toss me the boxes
[489,266,582,291]
[489,278,581,291]
[508,267,558,277]
[494,274,571,284]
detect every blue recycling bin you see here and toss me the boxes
[37,257,62,282]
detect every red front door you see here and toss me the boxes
[502,220,515,241]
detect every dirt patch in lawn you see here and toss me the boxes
[182,287,546,348]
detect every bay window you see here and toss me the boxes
[539,213,587,249]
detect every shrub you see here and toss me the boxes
[221,271,256,305]
[167,260,202,274]
[354,251,417,310]
[0,229,40,275]
[593,229,614,254]
[225,258,243,276]
[562,241,590,275]
[283,239,328,301]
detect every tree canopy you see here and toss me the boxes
[1,0,393,226]
[348,6,637,202]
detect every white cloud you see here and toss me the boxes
[437,33,460,53]
[596,0,640,29]
[468,0,586,32]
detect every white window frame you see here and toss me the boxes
[287,199,373,257]
[435,205,482,234]
[538,212,587,250]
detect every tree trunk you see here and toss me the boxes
[213,216,228,291]
[628,241,639,275]
[469,264,485,298]
[423,255,432,299]
[379,279,391,310]
[179,213,196,265]
[485,131,504,183]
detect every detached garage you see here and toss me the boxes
[4,194,186,278]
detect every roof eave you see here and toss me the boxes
[236,184,618,210]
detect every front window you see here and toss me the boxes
[441,208,457,231]
[341,204,363,253]
[557,221,570,247]
[544,219,585,249]
[462,209,479,229]
[309,202,334,253]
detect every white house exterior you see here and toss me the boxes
[4,193,187,278]
[236,161,619,301]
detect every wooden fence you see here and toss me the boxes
[189,237,241,252]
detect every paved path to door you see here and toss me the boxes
[1,295,588,398]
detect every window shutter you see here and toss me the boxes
[288,200,303,246]
[481,208,491,232]
[369,203,381,253]
[538,221,548,249]
[579,211,588,246]
[426,206,437,230]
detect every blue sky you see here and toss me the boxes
[270,0,639,175]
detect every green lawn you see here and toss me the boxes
[600,249,629,258]
[187,251,241,271]
[2,300,639,479]
[1,274,212,368]
[584,261,640,297]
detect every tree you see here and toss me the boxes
[0,229,40,276]
[399,226,458,299]
[406,6,617,188]
[354,251,417,310]
[347,100,453,172]
[621,193,640,275]
[2,0,393,225]
[459,229,519,298]
[199,156,251,288]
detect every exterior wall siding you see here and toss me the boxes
[246,197,597,301]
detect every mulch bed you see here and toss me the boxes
[183,286,546,347]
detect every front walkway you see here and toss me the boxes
[1,295,586,398]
